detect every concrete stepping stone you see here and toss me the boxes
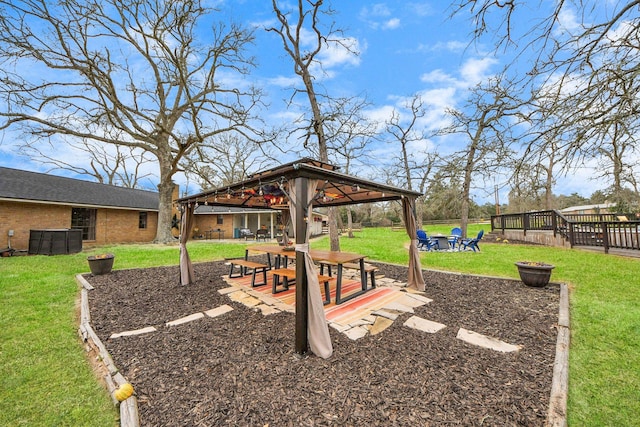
[330,322,351,332]
[110,326,157,339]
[349,318,375,328]
[227,291,261,307]
[372,309,400,320]
[166,312,204,327]
[456,328,522,353]
[218,286,239,295]
[403,315,446,333]
[255,304,281,315]
[344,326,369,340]
[382,300,414,313]
[369,316,394,335]
[394,293,427,308]
[204,305,234,318]
[402,293,433,304]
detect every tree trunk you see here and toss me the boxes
[347,208,354,238]
[155,179,175,243]
[328,207,340,251]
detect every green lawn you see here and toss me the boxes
[1,226,638,425]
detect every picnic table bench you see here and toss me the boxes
[318,260,379,288]
[270,268,335,305]
[228,258,268,287]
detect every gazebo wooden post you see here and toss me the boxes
[294,177,309,354]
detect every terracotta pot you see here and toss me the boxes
[515,261,554,287]
[87,254,115,275]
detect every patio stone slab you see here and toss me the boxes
[456,328,522,353]
[349,317,375,327]
[227,291,262,307]
[372,309,400,320]
[204,305,234,318]
[369,316,394,335]
[255,304,281,315]
[401,293,433,304]
[218,286,239,295]
[330,323,351,332]
[110,326,157,339]
[166,312,205,327]
[403,315,446,333]
[382,300,414,313]
[344,326,369,340]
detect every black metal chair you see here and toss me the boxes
[256,229,269,242]
[239,228,255,240]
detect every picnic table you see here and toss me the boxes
[245,245,372,304]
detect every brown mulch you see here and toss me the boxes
[87,261,560,426]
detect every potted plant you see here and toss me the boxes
[87,253,115,275]
[515,261,555,287]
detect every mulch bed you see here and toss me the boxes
[87,261,560,426]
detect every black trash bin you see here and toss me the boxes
[29,229,83,255]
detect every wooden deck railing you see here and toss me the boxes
[491,210,640,253]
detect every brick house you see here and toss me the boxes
[191,205,327,239]
[0,167,160,252]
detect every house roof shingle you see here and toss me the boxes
[0,167,159,210]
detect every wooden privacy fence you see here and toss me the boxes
[491,210,640,253]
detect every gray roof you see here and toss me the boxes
[0,167,159,210]
[195,205,279,214]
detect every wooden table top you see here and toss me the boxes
[246,245,365,264]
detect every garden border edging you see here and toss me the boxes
[76,273,140,427]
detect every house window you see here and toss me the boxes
[139,212,148,229]
[71,208,96,240]
[217,214,223,225]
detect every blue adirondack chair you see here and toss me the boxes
[416,230,437,251]
[448,227,463,250]
[459,229,484,252]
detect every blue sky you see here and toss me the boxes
[0,1,610,204]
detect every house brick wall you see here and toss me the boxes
[192,214,234,239]
[93,208,158,246]
[0,201,70,250]
[0,200,157,250]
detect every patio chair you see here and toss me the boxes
[459,229,484,252]
[256,229,269,242]
[416,230,438,251]
[239,228,255,240]
[448,227,462,250]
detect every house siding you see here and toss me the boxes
[0,200,157,250]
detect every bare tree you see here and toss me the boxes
[0,0,265,242]
[452,1,640,206]
[183,134,277,190]
[20,134,155,188]
[323,96,377,237]
[268,0,359,251]
[384,94,438,228]
[438,74,521,236]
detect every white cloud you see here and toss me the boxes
[556,7,581,33]
[382,18,401,30]
[420,40,468,53]
[459,57,498,86]
[267,75,299,88]
[318,37,362,69]
[420,69,456,85]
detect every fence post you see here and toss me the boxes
[568,223,575,248]
[601,222,609,254]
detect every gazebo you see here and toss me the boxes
[177,158,424,358]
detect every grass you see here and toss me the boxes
[1,226,638,425]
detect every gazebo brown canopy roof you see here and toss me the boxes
[176,158,425,358]
[176,158,422,209]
